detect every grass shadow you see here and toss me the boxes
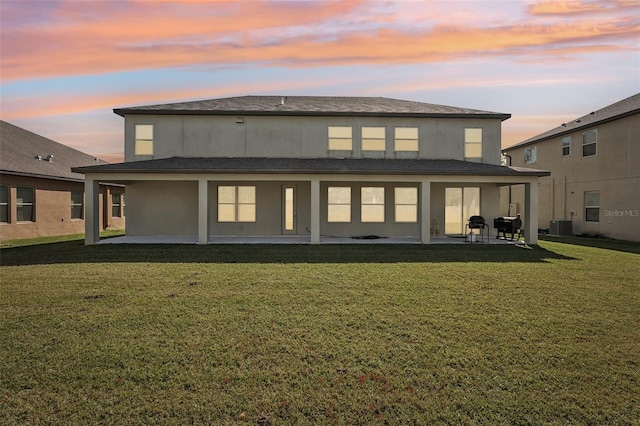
[540,235,640,254]
[1,239,576,266]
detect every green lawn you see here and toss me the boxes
[1,238,639,424]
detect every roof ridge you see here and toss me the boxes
[505,92,640,150]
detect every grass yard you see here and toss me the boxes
[1,238,638,425]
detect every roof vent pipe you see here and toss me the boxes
[46,154,54,162]
[280,96,287,105]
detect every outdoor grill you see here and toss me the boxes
[465,215,488,243]
[494,215,523,240]
[468,215,487,229]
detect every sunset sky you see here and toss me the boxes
[1,0,638,163]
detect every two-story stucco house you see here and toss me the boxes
[503,93,639,242]
[74,96,548,245]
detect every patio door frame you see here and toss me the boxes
[445,186,480,235]
[282,185,297,234]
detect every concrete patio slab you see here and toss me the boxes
[98,235,524,245]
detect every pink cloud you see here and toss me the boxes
[1,1,638,82]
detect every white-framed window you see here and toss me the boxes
[394,187,418,223]
[464,128,482,160]
[362,127,386,151]
[135,124,154,156]
[584,191,599,222]
[218,186,256,223]
[327,187,351,222]
[361,187,385,222]
[582,130,597,157]
[0,185,8,223]
[562,136,571,156]
[16,186,34,222]
[524,146,537,164]
[111,193,121,218]
[328,126,352,151]
[394,127,419,151]
[71,190,83,219]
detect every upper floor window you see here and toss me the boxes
[394,127,418,152]
[394,187,418,223]
[524,146,537,164]
[327,187,351,222]
[582,130,597,157]
[562,136,571,156]
[71,190,83,219]
[361,187,385,222]
[135,124,154,156]
[0,185,8,223]
[362,127,386,151]
[218,186,256,223]
[464,128,482,160]
[584,191,599,222]
[16,186,34,222]
[328,126,352,151]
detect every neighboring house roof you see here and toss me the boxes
[73,157,549,177]
[114,95,511,121]
[0,120,107,182]
[504,92,640,151]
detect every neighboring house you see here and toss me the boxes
[502,93,639,241]
[0,121,125,241]
[74,96,548,245]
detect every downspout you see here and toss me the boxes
[503,153,513,216]
[562,175,566,221]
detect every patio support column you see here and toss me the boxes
[420,179,431,244]
[310,178,320,244]
[198,179,209,245]
[84,178,100,245]
[525,180,539,244]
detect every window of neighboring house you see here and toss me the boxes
[135,124,154,155]
[464,128,482,160]
[111,193,121,218]
[71,190,83,219]
[395,187,418,223]
[327,187,351,222]
[16,186,34,222]
[362,127,386,151]
[562,136,571,156]
[0,185,8,223]
[585,191,600,222]
[328,126,352,151]
[524,146,537,164]
[218,186,256,222]
[361,187,384,222]
[394,127,419,151]
[582,130,597,157]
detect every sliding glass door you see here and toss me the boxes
[445,187,480,235]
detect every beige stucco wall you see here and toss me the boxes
[0,174,124,241]
[125,181,198,236]
[504,112,640,241]
[122,178,504,239]
[123,114,504,165]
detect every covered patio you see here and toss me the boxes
[75,157,548,246]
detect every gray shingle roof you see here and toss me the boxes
[505,92,640,151]
[73,157,548,177]
[114,95,511,120]
[1,120,107,182]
